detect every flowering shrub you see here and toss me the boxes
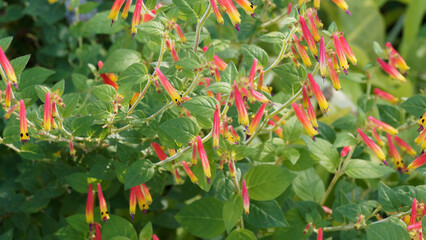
[0,0,426,239]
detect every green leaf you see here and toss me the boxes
[0,36,13,51]
[124,160,155,189]
[158,117,199,146]
[292,168,325,202]
[332,115,357,131]
[400,95,426,118]
[244,200,288,228]
[82,11,123,35]
[378,182,401,212]
[377,104,404,127]
[65,172,88,194]
[10,54,31,76]
[87,101,111,120]
[72,73,88,91]
[244,165,296,201]
[260,32,285,44]
[137,21,164,36]
[0,229,13,240]
[366,222,410,240]
[93,85,117,102]
[102,215,138,240]
[60,93,80,118]
[223,193,244,233]
[282,116,303,143]
[175,198,225,239]
[71,116,94,136]
[204,45,215,62]
[138,222,153,240]
[207,82,232,94]
[174,0,197,20]
[79,1,99,14]
[19,67,54,89]
[344,160,394,179]
[100,49,141,74]
[302,136,340,173]
[182,96,219,128]
[226,229,256,240]
[272,63,306,93]
[55,225,86,240]
[52,79,65,97]
[283,148,300,165]
[400,0,426,56]
[333,132,357,148]
[66,214,89,233]
[221,61,238,83]
[20,143,45,160]
[241,44,268,67]
[117,63,148,85]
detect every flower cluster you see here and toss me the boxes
[377,42,409,82]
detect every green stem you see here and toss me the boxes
[127,79,153,116]
[193,4,212,52]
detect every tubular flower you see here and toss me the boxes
[223,0,242,31]
[333,34,349,74]
[302,85,309,109]
[331,0,351,15]
[107,0,125,25]
[141,183,152,205]
[227,125,240,144]
[371,127,385,147]
[307,73,329,113]
[303,223,311,234]
[247,103,266,137]
[307,12,320,42]
[317,228,323,240]
[192,141,197,165]
[174,23,187,43]
[135,185,149,212]
[51,102,57,118]
[373,88,398,104]
[121,0,132,20]
[341,146,352,157]
[242,180,250,215]
[234,82,249,127]
[213,104,220,150]
[306,97,318,129]
[327,57,341,90]
[69,140,76,156]
[410,198,418,226]
[249,88,269,103]
[330,52,340,72]
[129,187,137,220]
[155,68,183,106]
[205,78,214,98]
[299,16,318,57]
[210,0,224,24]
[129,92,140,109]
[295,43,312,67]
[43,92,51,132]
[152,234,159,240]
[339,34,357,65]
[414,130,426,150]
[174,167,183,184]
[143,4,162,23]
[97,183,110,222]
[98,61,119,90]
[248,58,258,87]
[419,113,426,130]
[228,160,235,178]
[3,104,17,120]
[314,0,320,9]
[131,0,142,37]
[234,0,256,17]
[377,58,406,82]
[214,67,221,82]
[319,37,327,78]
[197,136,211,183]
[94,223,102,240]
[151,142,168,161]
[86,183,94,227]
[166,40,179,63]
[394,136,417,157]
[298,0,306,7]
[5,82,11,108]
[0,46,17,88]
[182,161,198,183]
[20,100,29,143]
[407,154,426,172]
[357,128,387,164]
[368,116,398,135]
[385,42,409,74]
[387,133,404,172]
[292,103,318,138]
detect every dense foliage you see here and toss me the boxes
[0,0,426,239]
